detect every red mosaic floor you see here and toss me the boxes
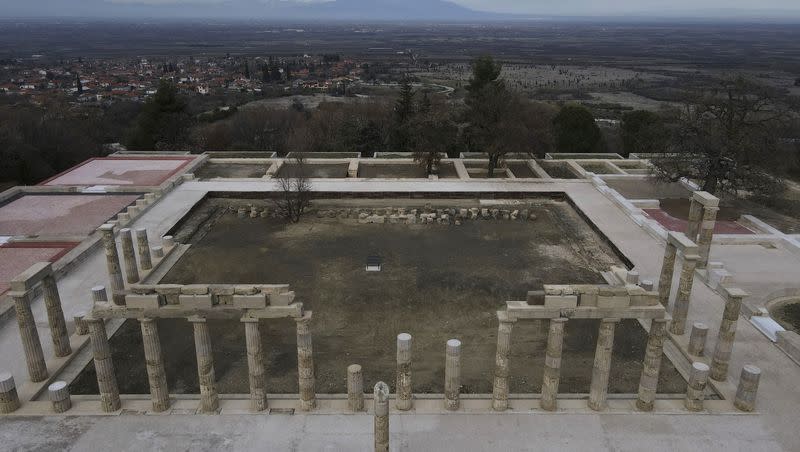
[0,194,138,237]
[40,157,193,186]
[643,209,754,235]
[0,243,76,295]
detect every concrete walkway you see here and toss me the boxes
[1,178,799,450]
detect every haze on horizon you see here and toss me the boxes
[3,0,800,21]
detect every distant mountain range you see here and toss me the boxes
[4,1,800,21]
[5,0,501,21]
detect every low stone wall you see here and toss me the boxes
[226,204,540,225]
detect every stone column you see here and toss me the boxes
[685,197,703,240]
[444,339,461,411]
[140,317,170,412]
[492,311,515,411]
[10,290,48,382]
[48,381,71,413]
[87,317,121,412]
[734,365,761,412]
[711,288,747,381]
[588,318,620,411]
[243,318,267,412]
[190,316,218,413]
[347,364,364,412]
[41,273,71,357]
[658,243,677,307]
[135,228,153,271]
[92,285,108,303]
[541,318,567,411]
[696,206,719,269]
[636,319,668,411]
[374,381,390,452]
[684,362,710,411]
[0,373,21,414]
[396,333,413,411]
[669,252,699,335]
[74,313,89,336]
[688,322,709,356]
[119,228,140,284]
[99,224,125,305]
[295,313,316,411]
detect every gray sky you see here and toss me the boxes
[5,0,800,18]
[454,0,800,14]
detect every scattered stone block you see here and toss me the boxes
[181,285,209,295]
[234,285,258,295]
[544,295,578,309]
[272,291,296,306]
[154,284,182,305]
[179,294,213,309]
[233,294,268,309]
[126,294,162,310]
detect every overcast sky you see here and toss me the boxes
[5,0,800,18]
[456,0,800,14]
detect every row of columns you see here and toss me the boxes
[98,224,168,306]
[657,232,699,336]
[491,314,670,412]
[11,263,73,383]
[685,191,720,270]
[81,308,315,413]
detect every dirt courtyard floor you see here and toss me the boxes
[71,197,686,396]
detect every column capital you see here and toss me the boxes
[187,315,207,324]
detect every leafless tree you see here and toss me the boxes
[273,156,312,223]
[651,76,792,197]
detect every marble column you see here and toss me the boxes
[374,381,390,452]
[92,285,108,303]
[636,319,668,411]
[688,322,709,356]
[41,273,71,357]
[734,365,761,412]
[98,224,125,305]
[190,316,218,413]
[685,197,703,240]
[696,206,719,269]
[444,339,461,411]
[0,373,21,413]
[588,318,620,411]
[492,311,516,411]
[48,381,71,413]
[684,362,710,411]
[119,228,140,284]
[295,313,316,411]
[347,364,364,412]
[396,333,413,411]
[87,317,121,412]
[135,228,153,271]
[140,317,170,412]
[669,252,699,335]
[243,318,267,412]
[658,243,677,307]
[11,290,48,382]
[711,288,747,381]
[541,318,567,411]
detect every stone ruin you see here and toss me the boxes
[0,190,763,427]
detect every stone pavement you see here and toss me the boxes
[0,178,798,450]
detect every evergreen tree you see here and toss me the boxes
[552,104,603,154]
[127,79,192,151]
[75,73,82,94]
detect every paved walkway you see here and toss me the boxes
[0,178,798,450]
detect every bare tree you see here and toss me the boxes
[652,76,791,196]
[273,156,312,223]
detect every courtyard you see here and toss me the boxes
[71,196,685,395]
